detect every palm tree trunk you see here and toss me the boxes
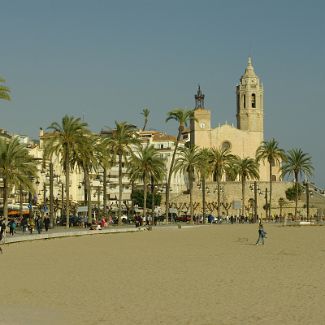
[103,167,107,217]
[85,170,92,225]
[189,170,194,224]
[165,132,181,223]
[3,178,9,222]
[202,177,206,224]
[118,152,123,226]
[151,176,155,226]
[217,178,221,217]
[65,157,70,229]
[241,177,245,217]
[143,175,147,222]
[269,163,272,220]
[294,173,299,219]
[19,185,23,220]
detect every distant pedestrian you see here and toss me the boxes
[28,217,35,234]
[0,218,6,242]
[36,217,43,234]
[44,215,50,232]
[9,219,16,236]
[256,221,267,245]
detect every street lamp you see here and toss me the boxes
[303,181,314,221]
[249,181,258,223]
[259,188,268,221]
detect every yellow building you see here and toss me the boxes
[190,58,281,182]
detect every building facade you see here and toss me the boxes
[190,58,281,182]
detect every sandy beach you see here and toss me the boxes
[1,224,325,325]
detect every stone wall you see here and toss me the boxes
[167,181,319,218]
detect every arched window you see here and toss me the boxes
[251,93,256,108]
[271,175,277,181]
[243,95,246,108]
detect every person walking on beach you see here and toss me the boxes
[256,221,267,245]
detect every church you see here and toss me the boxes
[189,58,281,182]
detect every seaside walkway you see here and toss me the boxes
[3,225,141,245]
[2,223,196,245]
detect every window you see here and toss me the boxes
[251,93,256,108]
[222,141,231,151]
[243,95,246,108]
[271,175,277,181]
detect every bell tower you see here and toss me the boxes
[236,57,264,133]
[190,85,211,147]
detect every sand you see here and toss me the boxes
[1,224,325,325]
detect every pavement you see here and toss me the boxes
[2,223,195,245]
[2,225,141,245]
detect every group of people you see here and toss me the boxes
[26,215,51,234]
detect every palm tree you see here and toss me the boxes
[44,115,89,228]
[96,137,113,218]
[173,145,201,224]
[72,134,100,224]
[165,108,195,221]
[128,144,166,223]
[0,138,37,221]
[0,77,10,101]
[196,148,213,223]
[281,148,313,218]
[141,108,150,131]
[256,138,286,219]
[233,157,260,216]
[149,163,165,225]
[210,147,236,217]
[105,121,140,225]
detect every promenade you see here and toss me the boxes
[3,223,196,245]
[3,225,140,245]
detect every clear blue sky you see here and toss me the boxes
[1,0,324,186]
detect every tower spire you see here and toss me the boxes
[195,84,205,109]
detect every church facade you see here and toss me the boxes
[190,58,281,182]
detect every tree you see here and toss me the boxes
[233,157,260,216]
[131,190,162,210]
[96,137,113,218]
[285,184,303,202]
[0,138,37,221]
[165,108,195,221]
[173,145,201,224]
[0,77,10,101]
[210,147,236,216]
[128,144,165,223]
[72,134,100,224]
[196,148,213,222]
[256,138,286,219]
[141,108,150,131]
[104,121,140,225]
[281,149,313,218]
[44,115,89,228]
